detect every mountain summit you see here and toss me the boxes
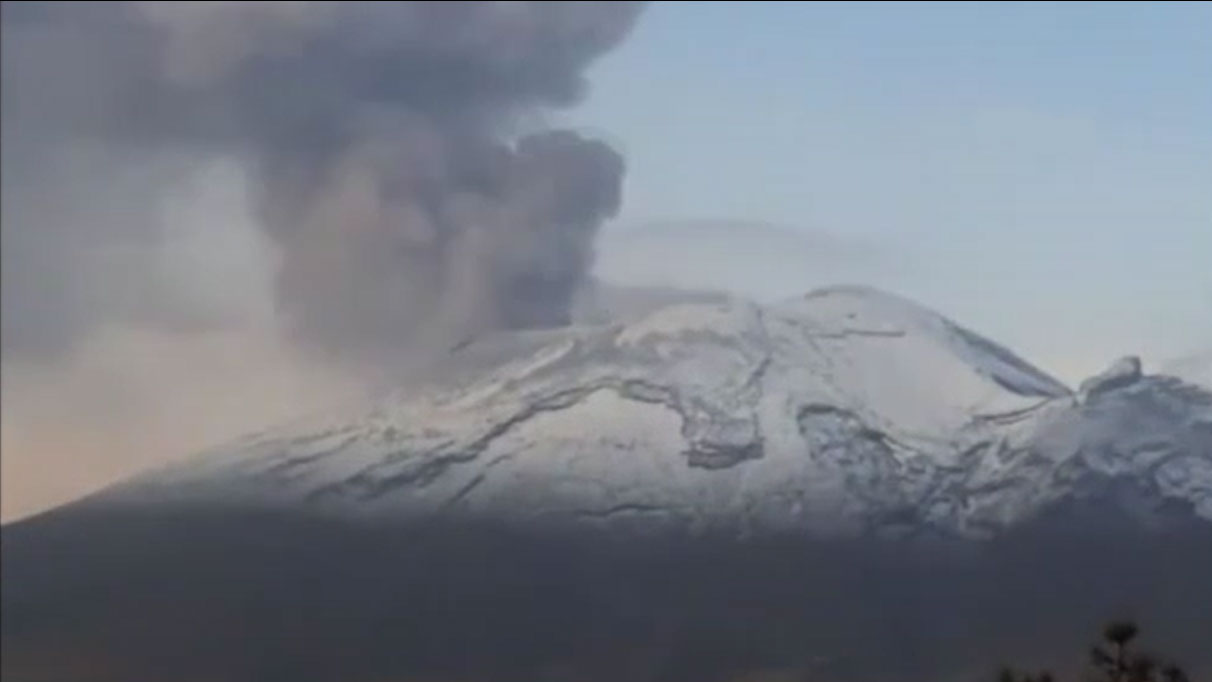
[7,285,1212,682]
[98,286,1211,539]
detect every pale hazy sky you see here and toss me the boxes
[570,1,1212,381]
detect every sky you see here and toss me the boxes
[570,0,1212,381]
[2,1,1210,521]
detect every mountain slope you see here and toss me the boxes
[95,286,1209,539]
[7,285,1212,682]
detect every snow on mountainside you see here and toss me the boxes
[102,286,1212,539]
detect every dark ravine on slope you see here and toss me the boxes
[4,287,1212,682]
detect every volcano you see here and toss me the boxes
[4,286,1211,682]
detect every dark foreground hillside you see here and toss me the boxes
[3,502,1211,682]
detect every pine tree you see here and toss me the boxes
[995,621,1190,682]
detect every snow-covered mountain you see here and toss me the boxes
[100,285,1212,539]
[9,285,1212,682]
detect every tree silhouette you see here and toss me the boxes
[998,666,1055,682]
[996,621,1190,682]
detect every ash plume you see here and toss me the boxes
[1,0,640,363]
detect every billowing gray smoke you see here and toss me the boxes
[1,1,640,363]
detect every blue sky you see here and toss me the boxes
[566,1,1212,381]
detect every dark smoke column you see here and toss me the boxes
[218,1,641,360]
[2,1,643,363]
